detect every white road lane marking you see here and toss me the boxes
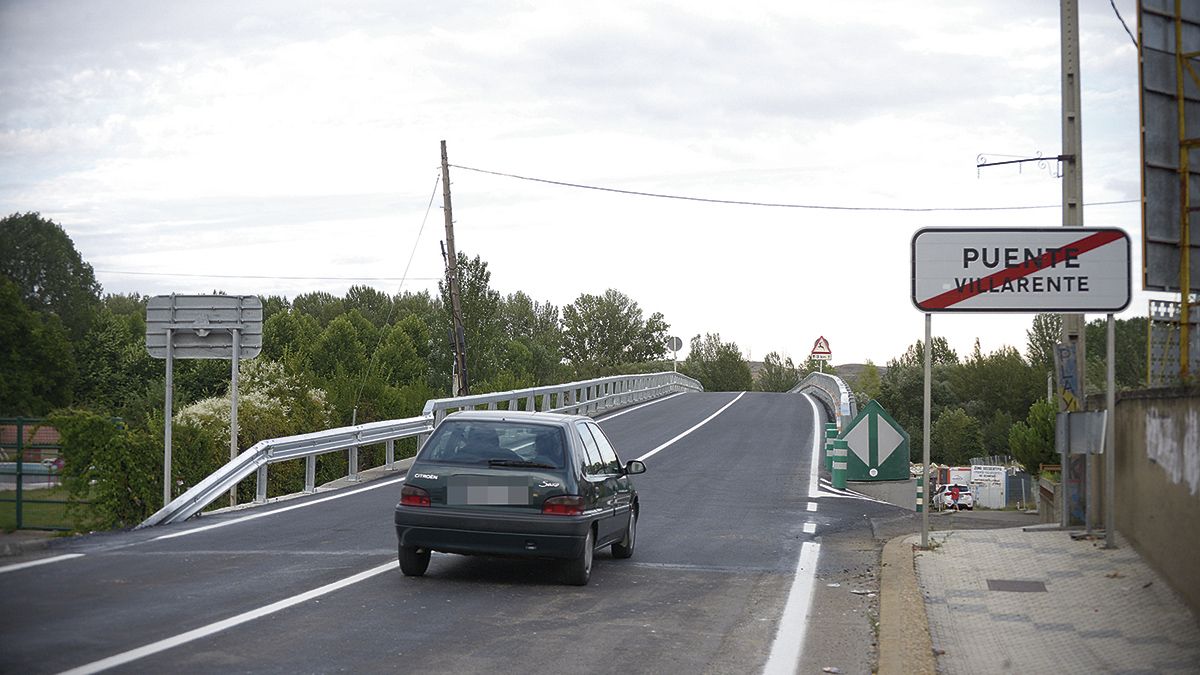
[152,476,407,541]
[0,553,84,574]
[806,502,818,512]
[634,392,746,462]
[803,393,822,498]
[59,559,399,675]
[595,391,685,422]
[803,522,817,534]
[761,540,821,675]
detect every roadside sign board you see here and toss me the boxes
[1139,1,1200,293]
[667,336,683,352]
[146,294,263,360]
[841,400,910,481]
[810,335,832,360]
[910,227,1131,313]
[971,465,1005,486]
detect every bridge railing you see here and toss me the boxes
[139,371,703,528]
[423,371,703,424]
[790,372,857,430]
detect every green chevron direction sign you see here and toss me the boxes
[841,400,910,481]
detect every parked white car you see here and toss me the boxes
[937,484,974,511]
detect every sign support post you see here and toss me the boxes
[1105,313,1116,548]
[921,313,931,550]
[163,328,174,511]
[230,328,241,508]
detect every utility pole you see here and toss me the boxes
[441,140,469,397]
[1060,0,1095,531]
[1060,0,1086,401]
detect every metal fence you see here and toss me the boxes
[0,418,70,531]
[139,371,703,528]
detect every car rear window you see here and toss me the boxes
[420,420,566,468]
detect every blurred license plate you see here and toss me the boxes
[448,476,529,505]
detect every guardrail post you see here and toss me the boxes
[824,423,838,473]
[348,445,359,482]
[305,455,316,493]
[386,439,395,470]
[256,465,268,503]
[832,439,849,490]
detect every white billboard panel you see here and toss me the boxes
[911,228,1131,313]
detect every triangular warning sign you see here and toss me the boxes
[811,335,831,355]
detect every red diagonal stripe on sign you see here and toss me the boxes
[918,229,1124,310]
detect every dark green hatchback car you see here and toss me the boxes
[394,410,645,585]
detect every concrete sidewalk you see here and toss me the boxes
[880,526,1200,674]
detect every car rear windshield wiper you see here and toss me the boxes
[487,459,558,469]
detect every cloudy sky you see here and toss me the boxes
[0,0,1154,366]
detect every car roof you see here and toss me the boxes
[439,409,588,427]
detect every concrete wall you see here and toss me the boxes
[848,479,916,511]
[1106,386,1200,614]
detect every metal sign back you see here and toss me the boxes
[1139,0,1200,293]
[146,294,263,360]
[911,227,1131,312]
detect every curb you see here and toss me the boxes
[0,532,54,558]
[877,534,936,675]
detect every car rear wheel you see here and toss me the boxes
[611,510,636,559]
[564,529,594,586]
[399,545,431,576]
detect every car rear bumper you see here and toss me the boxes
[394,506,593,559]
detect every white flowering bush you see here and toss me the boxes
[174,358,334,501]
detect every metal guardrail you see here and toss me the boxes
[139,371,703,528]
[423,371,704,423]
[789,372,857,430]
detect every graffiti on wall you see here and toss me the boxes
[1145,407,1200,497]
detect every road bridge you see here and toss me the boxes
[1,391,916,674]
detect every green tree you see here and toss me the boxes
[930,407,983,465]
[0,278,76,415]
[892,336,959,369]
[755,352,798,392]
[683,333,752,391]
[950,343,1040,425]
[877,361,959,461]
[856,360,883,402]
[1084,316,1148,390]
[292,291,345,326]
[438,253,505,389]
[501,291,564,384]
[561,289,668,375]
[799,356,838,376]
[345,285,394,328]
[1025,313,1062,374]
[0,212,101,341]
[1009,399,1056,472]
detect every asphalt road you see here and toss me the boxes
[0,391,923,674]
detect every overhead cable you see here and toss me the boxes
[451,164,1138,213]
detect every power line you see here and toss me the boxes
[451,163,1139,212]
[96,269,441,283]
[351,172,442,423]
[1111,0,1138,49]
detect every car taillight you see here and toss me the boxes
[401,484,431,507]
[542,495,584,516]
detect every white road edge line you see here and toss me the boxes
[0,553,84,574]
[762,541,821,675]
[803,393,822,498]
[759,391,826,674]
[595,391,685,422]
[153,476,407,541]
[635,392,745,462]
[60,559,399,675]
